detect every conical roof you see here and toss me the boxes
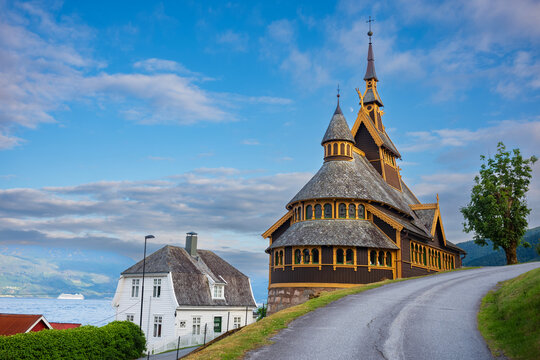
[321,103,355,145]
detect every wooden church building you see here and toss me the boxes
[262,29,466,314]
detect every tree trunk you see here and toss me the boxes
[504,245,518,265]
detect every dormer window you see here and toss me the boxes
[212,285,224,299]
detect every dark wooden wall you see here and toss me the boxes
[384,164,401,190]
[373,215,396,242]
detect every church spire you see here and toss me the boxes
[364,16,378,81]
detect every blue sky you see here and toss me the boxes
[1,0,539,302]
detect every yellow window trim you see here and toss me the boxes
[332,246,357,271]
[291,246,323,270]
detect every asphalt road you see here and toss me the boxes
[246,262,540,360]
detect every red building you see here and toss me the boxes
[0,313,81,336]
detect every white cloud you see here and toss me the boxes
[216,30,249,52]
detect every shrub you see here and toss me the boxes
[0,321,145,360]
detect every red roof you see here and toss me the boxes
[50,322,81,330]
[0,314,52,336]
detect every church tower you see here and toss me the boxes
[262,20,465,315]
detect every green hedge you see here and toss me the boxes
[0,321,146,360]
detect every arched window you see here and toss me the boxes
[333,143,338,155]
[327,144,331,156]
[293,208,297,222]
[423,247,427,266]
[438,253,441,269]
[340,143,345,155]
[347,145,351,156]
[386,252,392,267]
[338,203,347,218]
[348,204,356,218]
[324,203,332,218]
[311,249,319,264]
[336,249,344,264]
[306,205,313,220]
[294,249,301,264]
[378,251,384,266]
[315,204,322,219]
[358,204,365,219]
[345,249,354,264]
[275,251,279,266]
[298,207,302,221]
[370,250,377,265]
[303,249,310,264]
[279,250,283,265]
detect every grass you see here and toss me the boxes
[184,267,479,360]
[478,267,540,360]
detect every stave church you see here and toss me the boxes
[262,28,466,314]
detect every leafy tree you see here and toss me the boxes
[461,142,537,265]
[256,303,267,320]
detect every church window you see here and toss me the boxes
[279,250,284,265]
[315,204,322,219]
[370,251,377,266]
[294,249,301,264]
[299,207,303,221]
[345,249,354,264]
[306,205,313,219]
[303,249,310,264]
[386,252,392,267]
[338,203,347,218]
[311,249,319,264]
[438,253,441,269]
[358,204,365,219]
[333,143,338,155]
[340,143,345,155]
[274,251,279,266]
[423,247,427,266]
[378,251,384,266]
[347,145,351,156]
[336,249,344,264]
[348,204,356,218]
[327,144,331,156]
[324,203,332,218]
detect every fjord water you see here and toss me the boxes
[0,297,115,326]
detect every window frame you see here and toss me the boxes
[131,279,140,298]
[153,315,163,338]
[291,246,322,270]
[333,246,357,270]
[153,278,161,298]
[192,316,201,335]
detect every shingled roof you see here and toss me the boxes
[321,103,355,145]
[122,246,256,307]
[288,152,412,215]
[267,219,399,251]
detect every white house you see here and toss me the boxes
[111,232,257,353]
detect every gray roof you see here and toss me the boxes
[379,131,400,158]
[364,42,378,81]
[371,204,432,239]
[363,88,383,107]
[321,103,355,144]
[288,152,412,215]
[414,208,437,233]
[267,219,399,251]
[122,246,256,307]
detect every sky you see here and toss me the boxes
[1,0,539,302]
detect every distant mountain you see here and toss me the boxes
[460,227,540,266]
[0,246,134,299]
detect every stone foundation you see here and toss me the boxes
[267,286,341,314]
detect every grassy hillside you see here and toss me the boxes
[460,227,540,266]
[478,267,540,360]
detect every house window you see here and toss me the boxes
[324,203,332,218]
[153,316,162,338]
[315,204,322,219]
[233,316,241,329]
[306,205,313,219]
[126,314,134,322]
[131,279,140,298]
[348,204,356,218]
[213,285,224,299]
[192,317,201,335]
[179,321,186,328]
[358,204,365,219]
[311,248,319,264]
[153,279,161,298]
[333,143,338,155]
[338,203,347,218]
[214,316,222,333]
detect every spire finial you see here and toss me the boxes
[367,16,374,43]
[337,84,340,103]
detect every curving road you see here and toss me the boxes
[246,262,540,360]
